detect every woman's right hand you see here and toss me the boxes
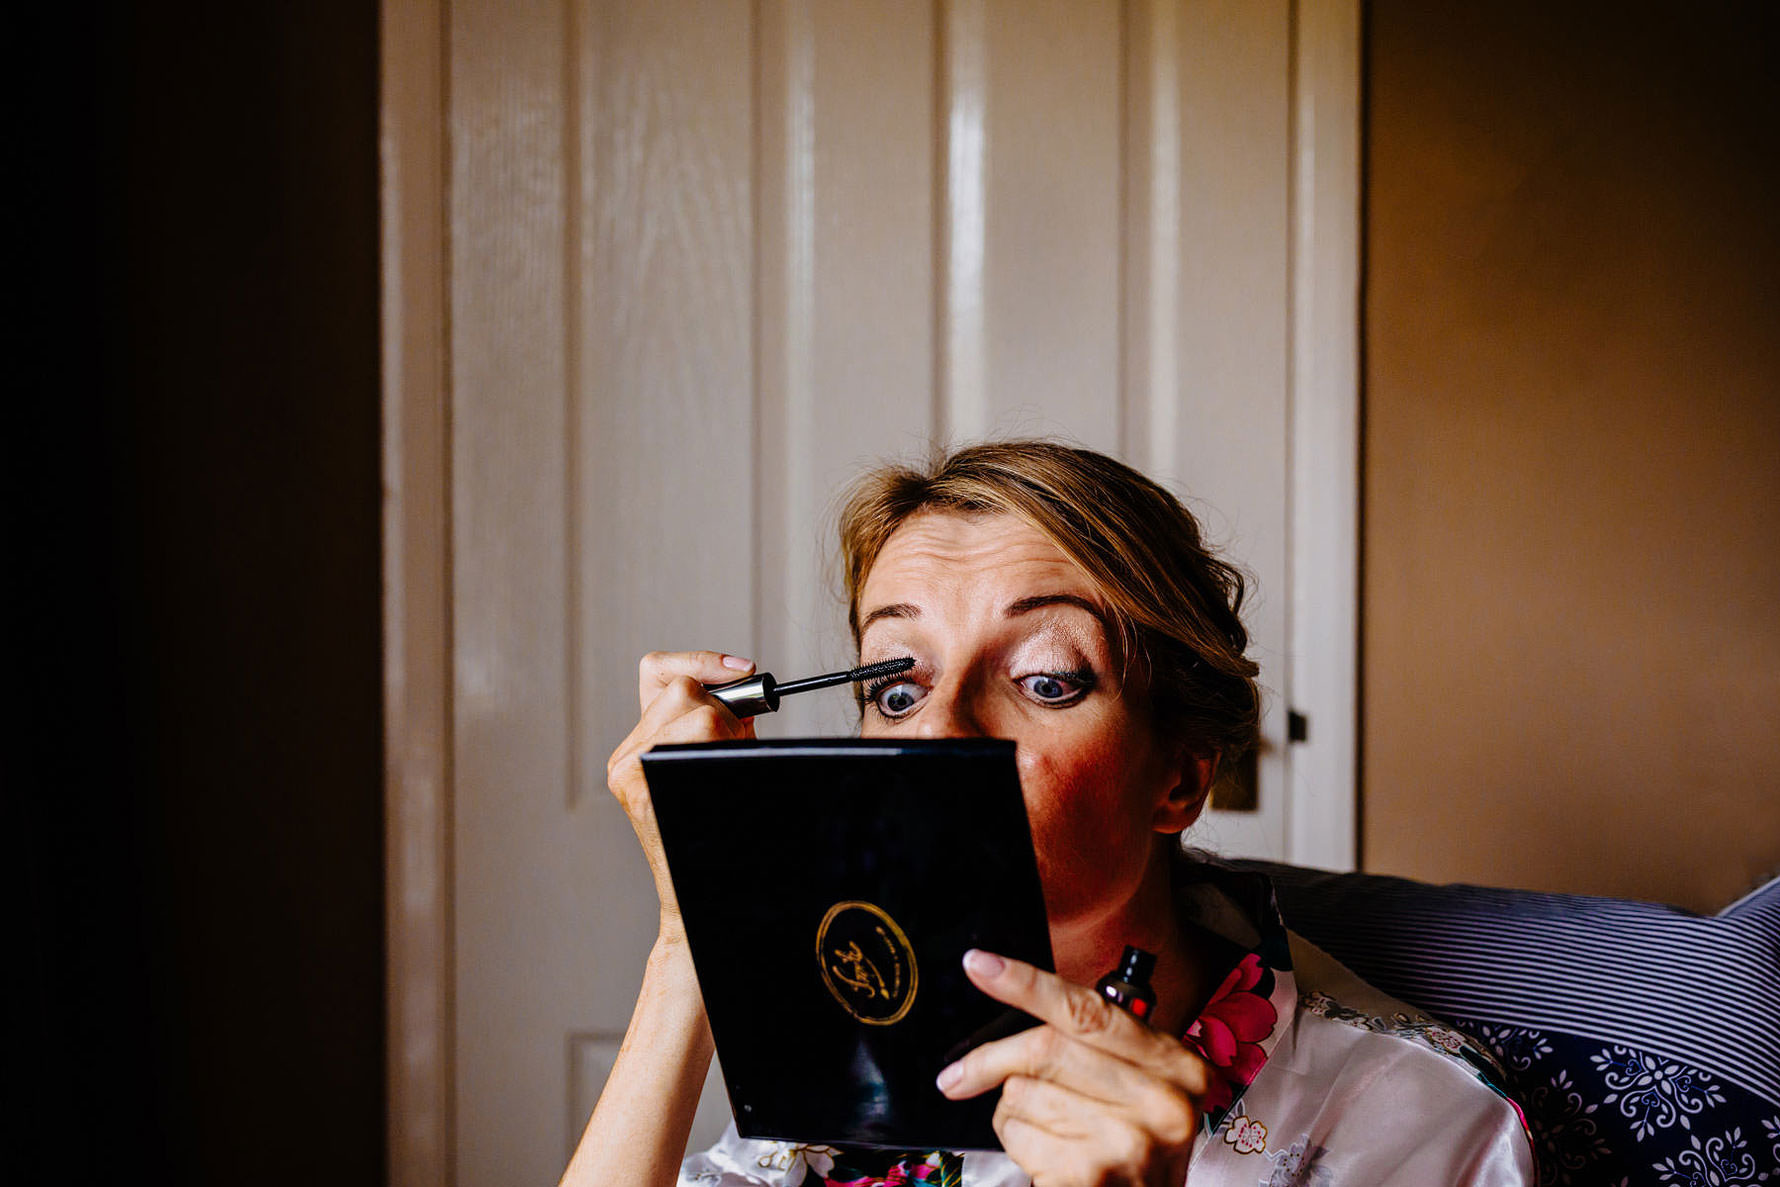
[606,650,757,942]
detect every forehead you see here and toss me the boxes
[859,511,1098,607]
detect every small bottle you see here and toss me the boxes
[1096,945,1158,1024]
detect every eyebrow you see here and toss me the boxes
[858,602,920,634]
[857,593,1109,636]
[1003,593,1108,626]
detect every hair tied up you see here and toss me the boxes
[837,440,1261,797]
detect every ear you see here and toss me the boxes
[1151,750,1219,835]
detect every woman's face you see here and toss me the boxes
[855,511,1205,929]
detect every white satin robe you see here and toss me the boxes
[679,860,1536,1187]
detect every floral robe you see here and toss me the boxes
[680,859,1537,1186]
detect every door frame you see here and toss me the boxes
[1285,0,1362,873]
[382,0,453,1183]
[378,0,1359,1180]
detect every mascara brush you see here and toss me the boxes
[704,657,915,719]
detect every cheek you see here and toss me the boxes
[1017,734,1151,910]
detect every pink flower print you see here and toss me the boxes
[822,1158,940,1187]
[1222,1113,1269,1155]
[1184,953,1279,1113]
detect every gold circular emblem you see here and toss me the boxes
[815,900,919,1026]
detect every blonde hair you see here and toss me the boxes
[838,440,1261,786]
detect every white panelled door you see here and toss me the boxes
[441,2,1355,1182]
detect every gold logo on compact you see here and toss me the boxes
[816,900,919,1026]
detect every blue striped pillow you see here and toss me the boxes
[1229,861,1780,1186]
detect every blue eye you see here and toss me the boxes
[868,680,926,718]
[1019,672,1090,704]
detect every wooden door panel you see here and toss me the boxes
[1170,0,1292,858]
[453,0,757,1181]
[973,0,1124,450]
[573,0,757,795]
[756,0,938,740]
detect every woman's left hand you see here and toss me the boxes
[936,950,1210,1186]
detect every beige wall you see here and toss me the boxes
[1362,1,1780,912]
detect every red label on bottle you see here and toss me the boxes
[1131,998,1150,1018]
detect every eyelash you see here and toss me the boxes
[861,666,1097,719]
[861,674,915,717]
[1023,668,1096,705]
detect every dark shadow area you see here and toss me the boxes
[19,4,384,1182]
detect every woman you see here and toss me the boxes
[564,442,1533,1186]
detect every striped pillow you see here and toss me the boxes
[1230,861,1780,1186]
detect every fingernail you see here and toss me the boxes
[722,655,753,671]
[936,1062,963,1092]
[963,949,1005,977]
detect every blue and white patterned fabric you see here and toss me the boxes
[1235,861,1780,1186]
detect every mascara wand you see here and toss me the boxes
[705,657,915,719]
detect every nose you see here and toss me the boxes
[913,677,988,738]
